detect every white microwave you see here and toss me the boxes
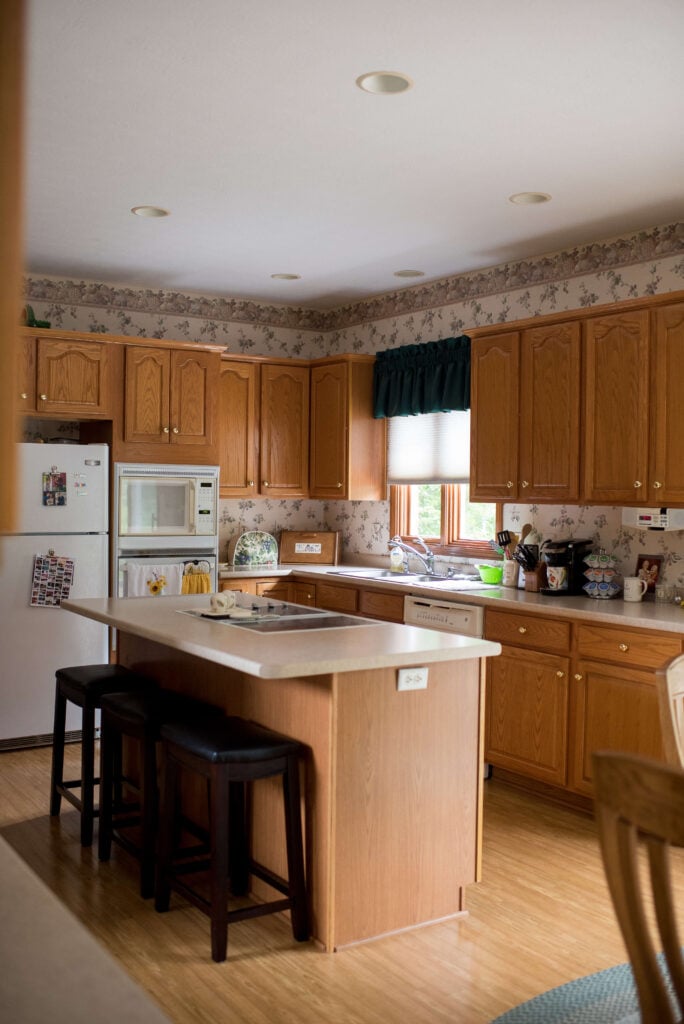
[115,464,219,539]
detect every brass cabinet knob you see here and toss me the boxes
[521,480,529,488]
[556,670,565,678]
[163,426,170,434]
[618,642,629,652]
[518,625,527,634]
[247,480,254,487]
[172,426,179,434]
[336,482,343,488]
[574,673,583,681]
[20,392,28,400]
[262,480,269,487]
[39,393,47,401]
[506,480,514,489]
[653,480,662,489]
[633,480,642,488]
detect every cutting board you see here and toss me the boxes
[279,531,340,565]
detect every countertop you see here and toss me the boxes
[62,594,500,679]
[220,563,684,635]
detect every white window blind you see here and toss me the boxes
[387,411,471,484]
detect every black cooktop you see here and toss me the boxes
[227,613,368,633]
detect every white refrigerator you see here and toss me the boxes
[0,443,110,748]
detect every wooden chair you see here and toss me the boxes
[656,653,684,768]
[592,751,684,1024]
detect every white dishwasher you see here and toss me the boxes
[403,595,484,637]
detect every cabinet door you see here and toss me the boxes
[651,302,684,504]
[259,363,309,497]
[519,321,581,502]
[569,659,664,796]
[36,338,111,417]
[17,335,36,411]
[470,332,520,501]
[169,350,215,446]
[309,362,347,497]
[124,346,170,444]
[583,310,650,503]
[218,360,259,497]
[485,645,569,786]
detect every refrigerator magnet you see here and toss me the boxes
[42,467,67,507]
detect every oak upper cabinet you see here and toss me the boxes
[259,361,309,497]
[470,322,580,503]
[124,345,216,447]
[309,357,386,500]
[650,301,684,505]
[582,309,650,504]
[218,358,259,497]
[470,331,519,501]
[20,334,113,417]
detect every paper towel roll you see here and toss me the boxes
[210,591,236,611]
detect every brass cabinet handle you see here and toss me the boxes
[162,426,170,434]
[506,480,514,489]
[336,482,343,488]
[39,393,47,401]
[653,481,662,489]
[556,670,565,678]
[521,480,529,488]
[20,392,28,400]
[172,426,179,434]
[574,673,583,681]
[518,626,527,634]
[633,480,642,488]
[247,480,254,487]
[618,642,629,652]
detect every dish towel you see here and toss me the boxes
[126,563,184,598]
[181,572,212,594]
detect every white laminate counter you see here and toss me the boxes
[62,594,500,679]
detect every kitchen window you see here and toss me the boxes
[387,410,501,558]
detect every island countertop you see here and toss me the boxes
[62,594,500,679]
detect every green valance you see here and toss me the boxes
[372,335,471,418]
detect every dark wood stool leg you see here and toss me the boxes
[209,764,230,962]
[49,686,67,816]
[139,732,159,899]
[283,754,309,941]
[80,708,96,847]
[98,716,115,862]
[228,780,248,896]
[154,747,177,914]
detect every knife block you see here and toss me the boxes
[524,565,546,592]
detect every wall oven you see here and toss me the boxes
[114,463,219,596]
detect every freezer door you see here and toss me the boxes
[0,533,109,743]
[17,443,109,534]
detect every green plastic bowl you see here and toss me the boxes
[477,564,503,584]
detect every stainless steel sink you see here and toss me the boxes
[326,568,421,580]
[326,568,497,591]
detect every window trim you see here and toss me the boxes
[389,484,503,560]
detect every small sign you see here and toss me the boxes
[294,542,322,554]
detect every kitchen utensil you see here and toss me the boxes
[477,564,503,584]
[520,523,532,544]
[513,544,537,571]
[497,530,512,558]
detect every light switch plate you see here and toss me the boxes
[397,667,428,691]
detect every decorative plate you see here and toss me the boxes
[231,531,279,568]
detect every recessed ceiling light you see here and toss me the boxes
[356,71,413,95]
[508,192,552,205]
[394,269,425,278]
[131,205,170,218]
[270,273,301,281]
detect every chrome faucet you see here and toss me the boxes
[388,535,436,575]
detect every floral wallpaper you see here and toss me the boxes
[23,222,684,586]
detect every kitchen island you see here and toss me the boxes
[63,593,500,950]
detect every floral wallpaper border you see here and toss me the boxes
[25,222,683,334]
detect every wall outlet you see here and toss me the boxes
[397,667,428,691]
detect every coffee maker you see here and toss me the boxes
[540,538,593,595]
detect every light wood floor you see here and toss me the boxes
[1,744,681,1024]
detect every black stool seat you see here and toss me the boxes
[155,716,309,962]
[50,664,154,847]
[98,688,221,898]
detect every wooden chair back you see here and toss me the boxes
[593,751,684,1024]
[657,653,684,768]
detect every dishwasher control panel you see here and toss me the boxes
[403,595,484,637]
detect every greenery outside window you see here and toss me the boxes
[390,484,501,560]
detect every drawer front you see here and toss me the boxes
[316,582,359,614]
[359,589,405,623]
[576,623,682,670]
[485,609,571,654]
[255,580,293,601]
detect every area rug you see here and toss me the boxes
[491,957,670,1024]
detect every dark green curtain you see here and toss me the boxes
[372,335,471,418]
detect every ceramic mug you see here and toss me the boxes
[546,564,568,590]
[623,576,648,602]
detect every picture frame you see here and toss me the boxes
[635,553,663,593]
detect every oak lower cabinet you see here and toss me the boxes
[19,332,113,418]
[309,357,386,500]
[484,610,571,786]
[124,345,218,449]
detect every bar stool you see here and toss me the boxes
[154,716,309,962]
[50,664,154,847]
[98,688,221,898]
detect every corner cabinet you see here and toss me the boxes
[309,357,386,500]
[19,333,113,418]
[124,346,217,448]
